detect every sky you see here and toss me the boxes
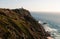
[0,0,60,12]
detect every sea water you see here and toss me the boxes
[31,12,60,39]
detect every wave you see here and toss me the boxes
[43,24,57,32]
[38,21,57,32]
[38,20,60,39]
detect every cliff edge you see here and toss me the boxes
[0,8,50,39]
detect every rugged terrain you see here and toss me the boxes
[0,8,50,39]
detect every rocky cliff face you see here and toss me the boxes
[0,8,50,39]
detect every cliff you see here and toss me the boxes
[0,8,50,39]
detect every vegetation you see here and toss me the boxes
[0,8,50,39]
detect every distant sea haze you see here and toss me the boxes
[31,12,60,39]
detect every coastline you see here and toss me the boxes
[38,21,54,39]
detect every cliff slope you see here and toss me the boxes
[0,8,50,39]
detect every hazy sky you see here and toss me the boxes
[0,0,60,12]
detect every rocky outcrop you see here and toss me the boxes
[0,8,50,39]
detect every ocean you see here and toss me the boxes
[31,12,60,39]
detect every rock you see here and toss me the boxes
[0,8,50,39]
